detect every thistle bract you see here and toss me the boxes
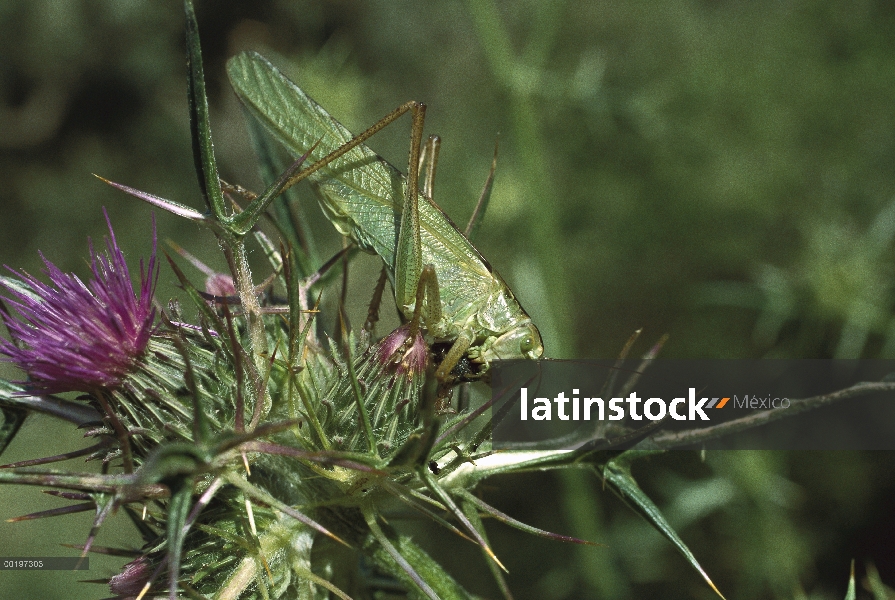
[0,211,157,393]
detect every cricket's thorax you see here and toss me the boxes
[314,179,544,362]
[403,269,544,362]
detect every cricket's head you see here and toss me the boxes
[481,321,544,362]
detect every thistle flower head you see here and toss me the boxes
[108,556,152,597]
[376,323,429,378]
[0,210,158,393]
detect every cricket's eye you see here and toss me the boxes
[491,323,543,359]
[520,336,535,353]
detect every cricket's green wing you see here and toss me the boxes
[227,52,496,327]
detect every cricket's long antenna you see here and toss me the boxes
[465,137,499,241]
[280,101,424,195]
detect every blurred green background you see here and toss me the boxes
[1,0,895,598]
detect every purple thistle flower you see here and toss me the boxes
[108,556,152,597]
[376,324,429,378]
[0,210,158,393]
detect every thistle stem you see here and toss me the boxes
[227,239,271,420]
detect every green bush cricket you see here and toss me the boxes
[227,52,543,380]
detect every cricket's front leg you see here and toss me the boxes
[393,102,428,313]
[402,263,440,345]
[406,264,472,413]
[390,102,472,384]
[434,331,474,381]
[403,264,471,383]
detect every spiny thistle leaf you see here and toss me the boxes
[462,493,516,600]
[457,488,602,547]
[164,477,197,600]
[0,439,111,469]
[184,0,225,221]
[5,501,94,522]
[844,559,857,600]
[94,175,208,223]
[0,469,147,494]
[80,493,117,559]
[604,449,727,600]
[0,372,102,424]
[362,505,442,600]
[419,467,507,573]
[362,512,480,600]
